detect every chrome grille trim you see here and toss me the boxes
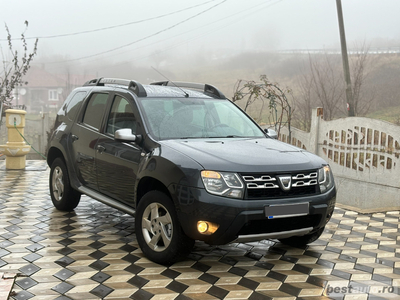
[292,179,318,187]
[241,170,319,198]
[247,182,279,189]
[243,175,276,181]
[292,172,318,180]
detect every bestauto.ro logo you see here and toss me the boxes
[324,284,398,296]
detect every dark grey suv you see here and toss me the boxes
[47,78,336,264]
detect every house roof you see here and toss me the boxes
[24,67,64,88]
[23,67,94,88]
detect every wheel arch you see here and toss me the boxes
[47,146,81,191]
[136,176,170,207]
[134,187,195,264]
[47,147,65,167]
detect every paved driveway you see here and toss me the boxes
[0,161,399,300]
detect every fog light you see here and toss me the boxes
[198,221,208,233]
[197,221,219,235]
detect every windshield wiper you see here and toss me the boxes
[179,135,244,139]
[207,135,243,138]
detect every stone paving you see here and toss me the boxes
[0,161,400,300]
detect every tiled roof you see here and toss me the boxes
[23,66,94,88]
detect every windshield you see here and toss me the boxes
[139,97,265,140]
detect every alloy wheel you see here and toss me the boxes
[52,166,64,201]
[141,202,173,252]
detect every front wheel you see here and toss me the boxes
[278,226,325,247]
[135,191,194,265]
[49,157,81,211]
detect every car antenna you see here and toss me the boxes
[151,66,189,98]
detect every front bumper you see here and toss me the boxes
[173,185,336,245]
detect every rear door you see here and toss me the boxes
[95,93,142,204]
[70,92,110,190]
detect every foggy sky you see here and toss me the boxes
[1,0,400,68]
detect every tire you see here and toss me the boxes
[135,191,195,265]
[49,157,81,211]
[278,226,325,247]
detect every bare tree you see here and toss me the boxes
[293,52,343,130]
[233,75,293,137]
[294,46,373,130]
[0,22,38,116]
[307,52,344,120]
[349,43,374,116]
[293,70,315,131]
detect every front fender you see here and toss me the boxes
[136,144,204,209]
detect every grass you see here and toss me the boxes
[366,105,400,125]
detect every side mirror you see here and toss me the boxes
[264,128,278,139]
[115,128,142,143]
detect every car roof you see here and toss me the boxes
[82,78,226,99]
[142,84,215,99]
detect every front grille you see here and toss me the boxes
[241,170,319,199]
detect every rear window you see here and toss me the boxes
[82,93,109,130]
[66,91,87,121]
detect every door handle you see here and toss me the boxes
[96,145,106,153]
[72,134,79,142]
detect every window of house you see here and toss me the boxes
[49,90,59,101]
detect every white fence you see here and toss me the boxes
[279,108,400,213]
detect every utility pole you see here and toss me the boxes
[336,0,355,117]
[0,101,3,130]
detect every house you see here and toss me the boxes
[12,66,94,113]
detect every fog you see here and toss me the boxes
[1,0,399,73]
[2,0,400,135]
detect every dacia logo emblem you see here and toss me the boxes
[278,175,292,191]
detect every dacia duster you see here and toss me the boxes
[47,78,336,264]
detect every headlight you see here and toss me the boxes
[201,170,244,199]
[318,165,334,193]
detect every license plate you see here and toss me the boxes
[265,203,309,219]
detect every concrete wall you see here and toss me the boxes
[279,108,400,213]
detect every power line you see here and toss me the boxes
[0,0,217,42]
[143,1,283,59]
[49,0,228,64]
[80,0,284,65]
[37,0,284,69]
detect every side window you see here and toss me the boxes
[106,96,136,135]
[82,93,108,129]
[67,91,87,121]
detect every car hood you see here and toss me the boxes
[160,138,326,172]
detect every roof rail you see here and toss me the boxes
[151,81,225,99]
[83,78,147,97]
